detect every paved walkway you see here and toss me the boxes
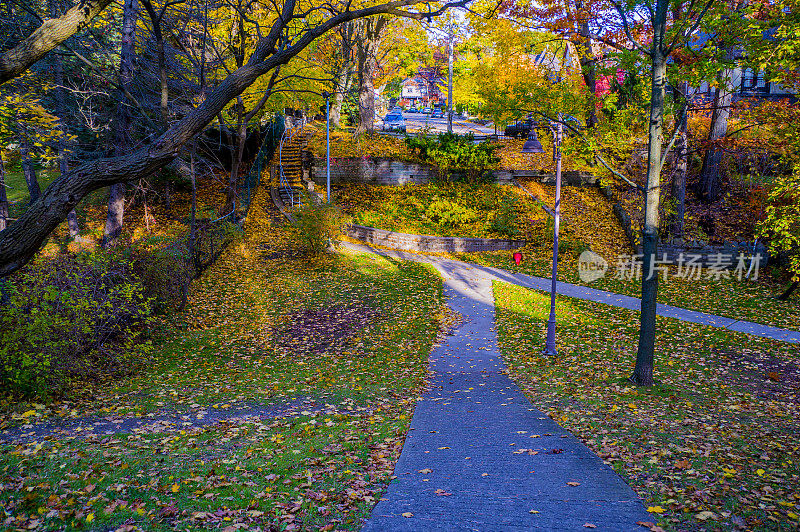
[343,243,800,344]
[352,243,652,531]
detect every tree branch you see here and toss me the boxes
[0,0,468,276]
[0,0,113,85]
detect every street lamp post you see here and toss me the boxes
[520,116,563,356]
[322,91,331,204]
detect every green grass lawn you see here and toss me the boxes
[494,281,800,531]
[3,169,55,217]
[0,192,445,531]
[463,246,800,331]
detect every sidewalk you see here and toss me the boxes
[350,243,653,531]
[342,243,800,345]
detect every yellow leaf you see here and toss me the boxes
[86,513,94,523]
[171,483,180,493]
[20,410,37,418]
[647,506,666,514]
[788,512,798,520]
[695,511,715,521]
[756,469,765,476]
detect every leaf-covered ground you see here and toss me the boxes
[0,186,446,531]
[493,281,800,531]
[307,130,416,162]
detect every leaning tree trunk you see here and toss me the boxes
[19,135,41,204]
[632,0,669,387]
[698,50,734,203]
[102,0,138,247]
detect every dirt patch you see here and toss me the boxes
[275,302,383,355]
[717,348,800,403]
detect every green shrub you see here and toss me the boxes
[290,192,351,254]
[405,132,500,181]
[0,253,154,398]
[490,193,521,237]
[425,198,480,227]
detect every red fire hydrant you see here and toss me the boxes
[513,252,523,265]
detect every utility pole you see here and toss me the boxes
[447,36,453,134]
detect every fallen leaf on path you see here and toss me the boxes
[434,489,452,496]
[567,481,581,486]
[583,524,597,528]
[402,512,414,518]
[418,468,432,474]
[636,522,666,532]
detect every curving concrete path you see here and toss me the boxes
[352,242,653,531]
[342,242,800,345]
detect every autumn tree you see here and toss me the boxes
[0,0,469,276]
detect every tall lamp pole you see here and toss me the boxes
[520,116,563,356]
[322,91,331,203]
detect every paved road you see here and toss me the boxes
[357,243,652,531]
[394,111,496,135]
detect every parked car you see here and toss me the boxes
[431,108,444,119]
[382,112,406,133]
[504,119,534,139]
[422,107,431,114]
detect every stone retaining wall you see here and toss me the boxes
[311,157,440,185]
[345,224,525,253]
[310,156,598,187]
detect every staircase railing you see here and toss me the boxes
[239,116,284,218]
[278,117,306,208]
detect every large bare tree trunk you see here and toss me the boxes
[19,136,41,204]
[354,17,387,136]
[698,50,734,203]
[103,0,138,247]
[632,0,669,387]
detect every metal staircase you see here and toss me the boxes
[277,120,309,208]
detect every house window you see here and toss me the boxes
[741,69,769,94]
